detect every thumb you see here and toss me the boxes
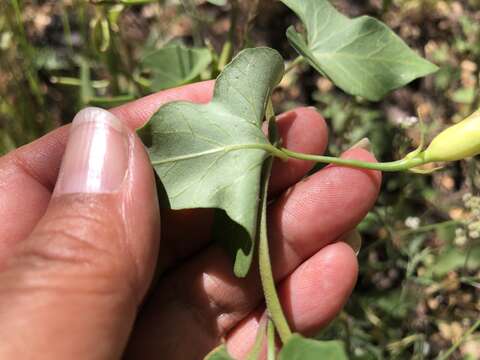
[0,108,160,359]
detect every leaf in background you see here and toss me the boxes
[34,48,68,71]
[207,0,227,6]
[278,334,349,360]
[107,5,124,32]
[79,59,94,106]
[204,345,234,360]
[141,45,212,91]
[281,0,438,101]
[425,244,480,278]
[0,129,16,155]
[451,87,476,104]
[91,15,111,53]
[143,48,284,277]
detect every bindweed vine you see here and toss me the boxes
[137,1,480,358]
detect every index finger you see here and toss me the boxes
[4,81,216,191]
[0,81,215,253]
[111,81,214,129]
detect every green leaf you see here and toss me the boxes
[207,0,227,5]
[425,244,480,279]
[451,87,476,104]
[281,0,438,101]
[79,59,94,106]
[141,45,212,91]
[279,334,349,360]
[34,48,68,71]
[0,129,16,155]
[204,345,234,360]
[144,48,284,277]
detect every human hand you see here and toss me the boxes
[0,81,380,359]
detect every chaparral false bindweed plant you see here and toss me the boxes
[136,1,479,358]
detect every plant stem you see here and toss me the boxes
[280,148,427,172]
[50,76,109,88]
[11,0,45,107]
[399,220,460,236]
[217,0,237,71]
[218,41,233,71]
[284,56,304,75]
[267,318,276,360]
[245,320,267,360]
[437,319,480,360]
[88,94,135,107]
[181,0,204,47]
[90,0,157,4]
[150,140,429,173]
[151,142,433,176]
[258,158,292,343]
[60,2,74,53]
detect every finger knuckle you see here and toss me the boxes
[11,195,135,297]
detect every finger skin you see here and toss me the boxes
[268,148,381,281]
[226,242,358,359]
[0,127,69,262]
[0,81,214,264]
[125,149,380,359]
[0,123,159,359]
[268,107,328,195]
[111,80,214,129]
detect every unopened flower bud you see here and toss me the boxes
[424,109,480,162]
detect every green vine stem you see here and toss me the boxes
[267,318,276,360]
[437,318,480,360]
[280,148,427,172]
[258,159,292,344]
[284,55,304,74]
[150,138,429,173]
[245,320,267,360]
[399,220,460,237]
[259,104,293,344]
[217,0,236,71]
[90,0,158,5]
[218,41,233,71]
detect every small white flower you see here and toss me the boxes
[405,216,420,230]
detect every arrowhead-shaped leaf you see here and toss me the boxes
[141,45,212,91]
[281,0,438,101]
[143,48,284,277]
[279,334,348,360]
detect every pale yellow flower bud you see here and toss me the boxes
[424,109,480,162]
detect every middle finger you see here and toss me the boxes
[125,148,381,359]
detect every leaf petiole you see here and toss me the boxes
[284,56,305,75]
[150,137,428,172]
[279,148,427,172]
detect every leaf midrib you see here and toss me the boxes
[150,143,274,165]
[313,51,428,66]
